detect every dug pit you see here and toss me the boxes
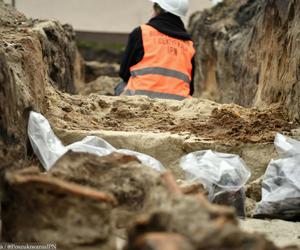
[45,85,296,180]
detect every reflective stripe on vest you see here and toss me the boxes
[126,24,195,99]
[124,89,186,101]
[131,67,191,84]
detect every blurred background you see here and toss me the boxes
[3,0,212,34]
[3,0,212,62]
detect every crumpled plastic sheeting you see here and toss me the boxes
[180,150,251,196]
[67,136,115,157]
[255,134,300,220]
[274,133,300,158]
[28,112,67,171]
[28,111,165,172]
[180,150,251,216]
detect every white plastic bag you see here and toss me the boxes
[255,134,300,220]
[180,150,251,197]
[180,150,251,216]
[28,111,165,172]
[67,136,116,156]
[28,112,67,171]
[274,133,300,157]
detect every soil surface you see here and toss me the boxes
[45,86,295,144]
[240,219,300,248]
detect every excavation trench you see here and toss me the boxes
[44,86,296,181]
[1,1,300,249]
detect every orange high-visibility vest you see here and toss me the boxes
[124,24,195,100]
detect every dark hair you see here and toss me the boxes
[154,3,166,14]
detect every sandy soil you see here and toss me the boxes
[240,219,300,248]
[45,85,295,145]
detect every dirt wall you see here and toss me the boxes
[0,2,84,165]
[190,0,300,122]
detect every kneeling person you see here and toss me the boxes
[117,0,195,100]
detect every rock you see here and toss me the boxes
[3,152,245,250]
[49,151,172,229]
[189,0,300,122]
[125,191,280,250]
[2,167,117,250]
[84,61,119,82]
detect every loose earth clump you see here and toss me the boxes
[46,87,295,144]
